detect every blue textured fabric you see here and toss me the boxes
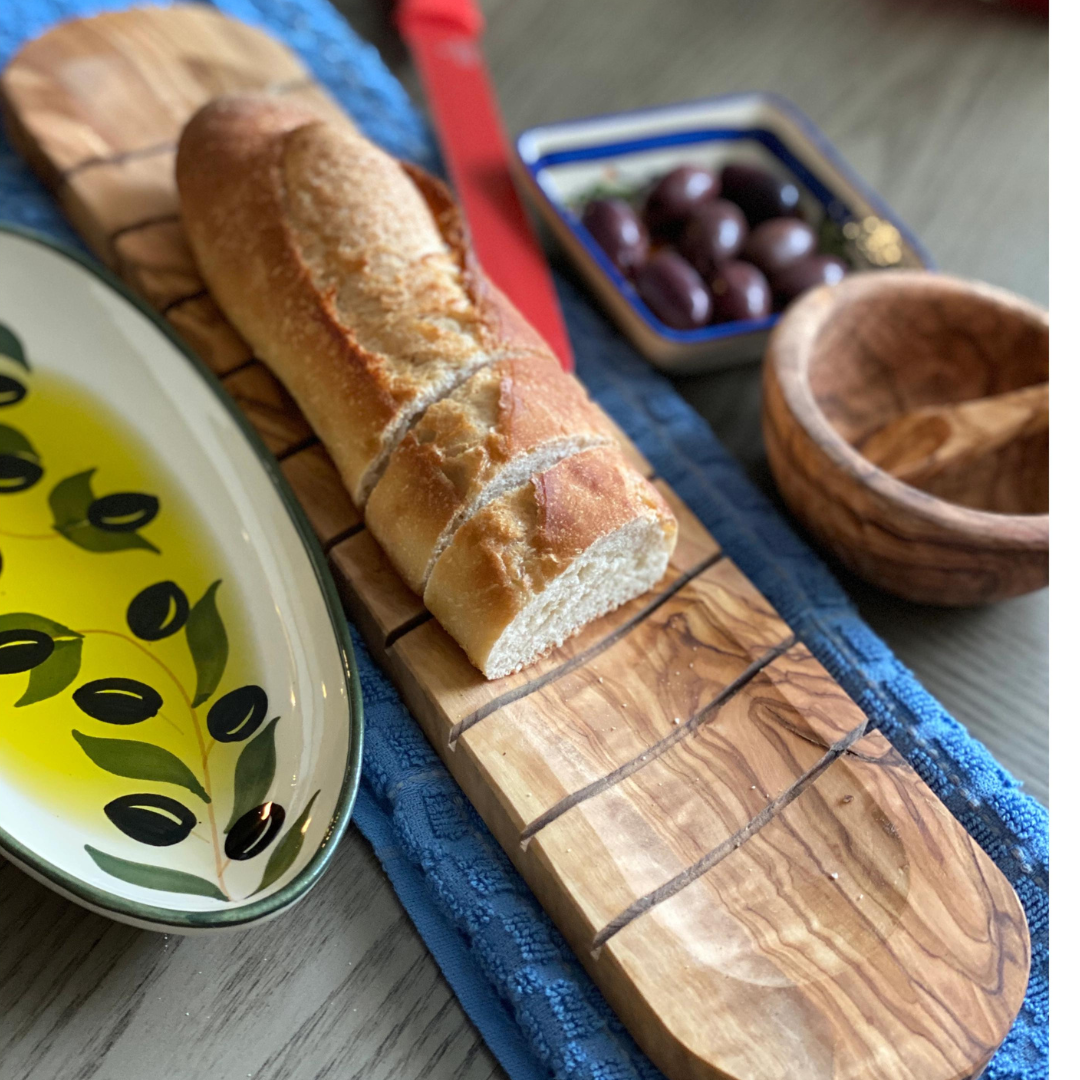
[0,2,1048,1078]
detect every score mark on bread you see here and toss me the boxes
[176,93,676,678]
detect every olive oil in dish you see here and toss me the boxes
[0,359,283,902]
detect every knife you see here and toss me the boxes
[397,0,575,370]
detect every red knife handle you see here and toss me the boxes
[397,6,575,370]
[397,0,484,35]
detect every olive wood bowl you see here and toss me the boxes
[762,270,1048,606]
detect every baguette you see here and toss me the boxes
[425,446,677,679]
[177,94,677,678]
[176,95,549,504]
[366,354,616,594]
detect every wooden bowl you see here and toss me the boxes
[762,270,1048,605]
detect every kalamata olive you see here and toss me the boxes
[637,251,713,330]
[127,580,189,641]
[105,793,196,847]
[678,199,748,279]
[742,218,817,278]
[708,261,772,323]
[771,255,849,306]
[643,166,720,237]
[73,677,163,724]
[719,162,801,226]
[582,198,649,276]
[0,628,54,675]
[207,685,268,742]
[87,492,159,533]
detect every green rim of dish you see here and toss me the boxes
[0,222,364,930]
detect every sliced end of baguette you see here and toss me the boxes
[424,447,677,679]
[366,353,617,593]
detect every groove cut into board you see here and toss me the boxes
[448,559,799,837]
[0,9,1030,1080]
[329,529,428,656]
[389,480,717,739]
[166,295,254,376]
[221,361,315,458]
[518,633,796,843]
[597,732,1031,1080]
[279,444,363,546]
[587,706,868,951]
[434,641,867,950]
[112,217,203,308]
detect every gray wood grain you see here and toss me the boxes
[1,2,1046,1079]
[0,835,503,1080]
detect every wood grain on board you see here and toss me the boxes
[0,7,1031,1080]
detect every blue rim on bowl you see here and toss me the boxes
[0,223,363,932]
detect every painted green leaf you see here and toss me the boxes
[49,470,160,554]
[254,791,319,895]
[0,324,27,371]
[226,716,278,832]
[85,845,226,901]
[17,636,82,706]
[49,469,94,529]
[0,612,81,640]
[0,422,38,459]
[57,522,160,554]
[72,730,209,802]
[186,580,227,708]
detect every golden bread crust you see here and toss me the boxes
[177,95,556,502]
[177,95,677,679]
[366,353,615,593]
[424,447,677,674]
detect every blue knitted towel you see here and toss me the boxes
[0,2,1048,1078]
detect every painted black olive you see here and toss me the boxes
[0,375,26,408]
[225,802,286,861]
[207,685,268,743]
[104,793,196,847]
[127,580,189,641]
[73,677,163,724]
[0,628,54,675]
[0,454,43,494]
[87,492,159,533]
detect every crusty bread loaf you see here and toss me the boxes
[366,354,616,594]
[177,94,677,679]
[176,95,551,504]
[425,447,677,679]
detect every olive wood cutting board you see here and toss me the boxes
[1,8,1031,1079]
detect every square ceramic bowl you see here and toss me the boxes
[515,92,933,373]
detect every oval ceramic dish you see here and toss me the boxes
[0,226,362,932]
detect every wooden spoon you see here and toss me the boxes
[857,382,1048,513]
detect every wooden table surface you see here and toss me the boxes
[0,2,1047,1078]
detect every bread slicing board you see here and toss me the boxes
[0,9,1031,1079]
